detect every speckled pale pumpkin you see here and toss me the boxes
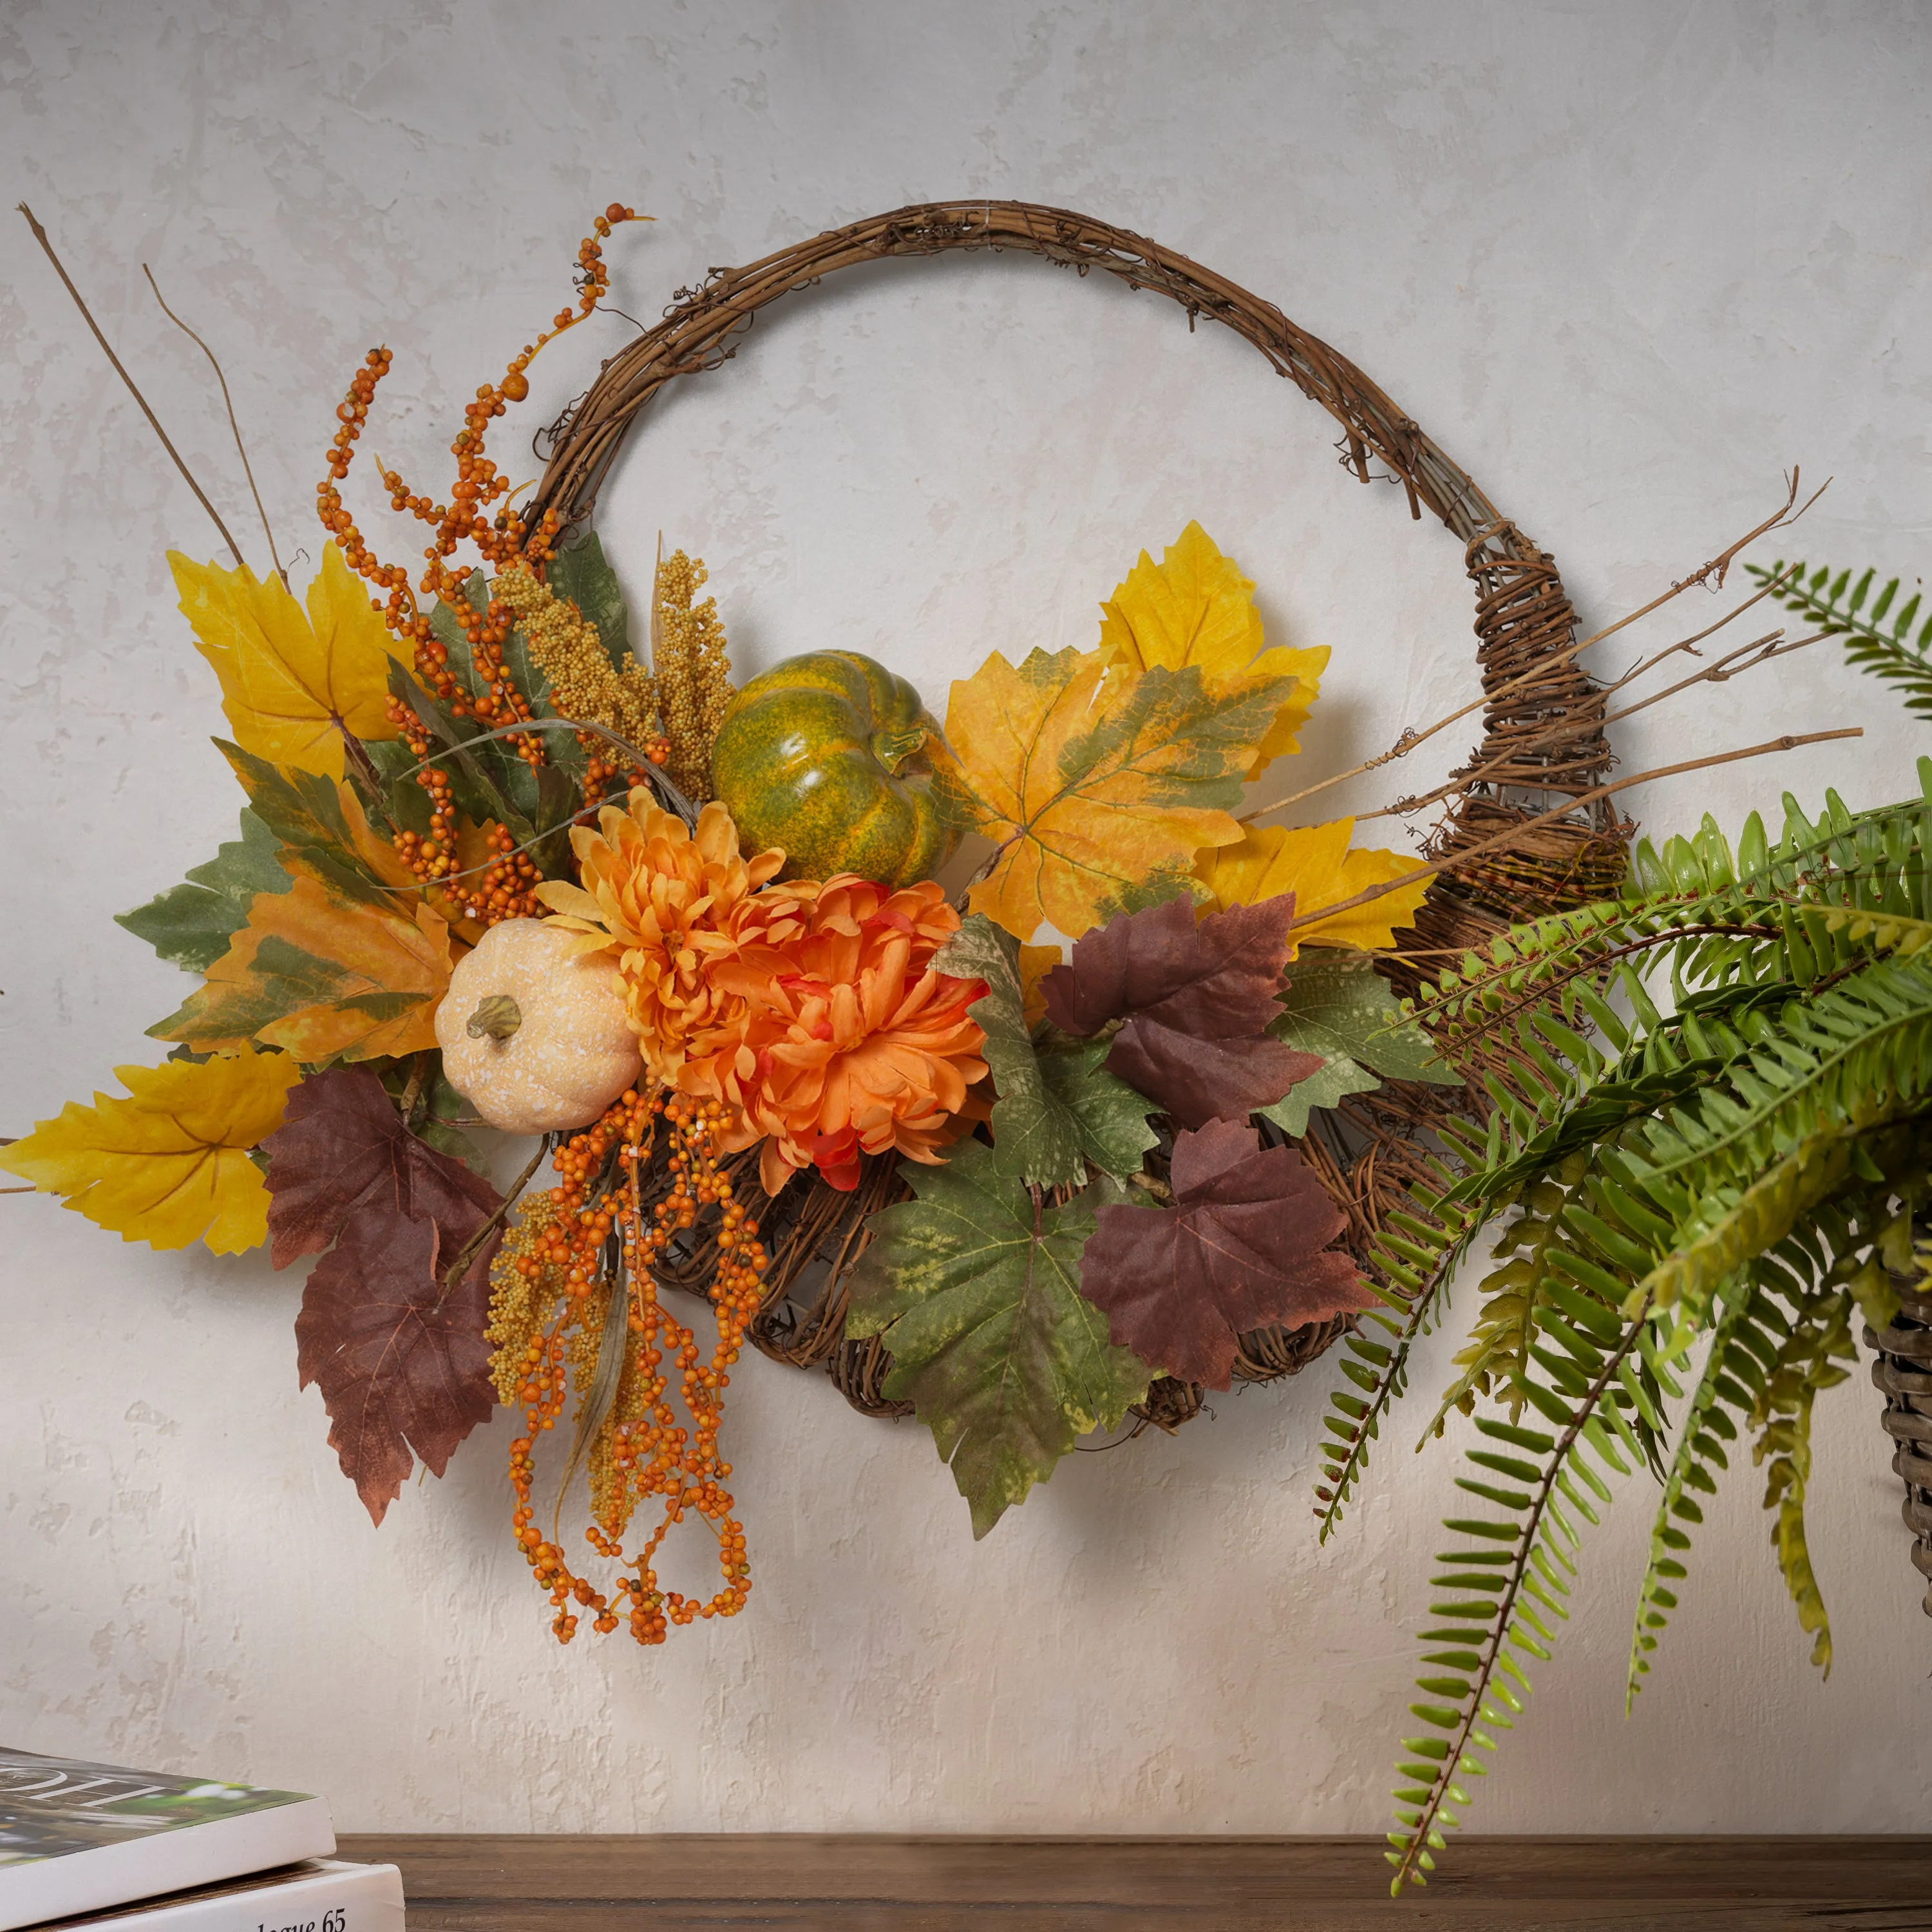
[434,919,643,1135]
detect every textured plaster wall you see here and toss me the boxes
[3,0,1931,1834]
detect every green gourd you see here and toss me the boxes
[710,650,960,888]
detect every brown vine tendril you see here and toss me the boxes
[142,263,288,587]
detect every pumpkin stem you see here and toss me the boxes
[467,992,523,1043]
[871,723,929,774]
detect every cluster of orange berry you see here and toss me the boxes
[583,739,670,796]
[313,204,639,695]
[457,821,544,927]
[464,594,545,761]
[381,703,458,881]
[504,1088,766,1645]
[375,705,542,925]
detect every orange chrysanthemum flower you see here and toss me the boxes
[681,877,990,1195]
[536,794,807,1085]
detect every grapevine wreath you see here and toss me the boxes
[6,201,1629,1647]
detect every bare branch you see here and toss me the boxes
[17,202,247,568]
[1356,620,1824,825]
[1285,727,1862,936]
[1243,481,1823,829]
[1595,563,1801,697]
[1600,629,1824,730]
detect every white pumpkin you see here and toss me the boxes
[435,918,643,1135]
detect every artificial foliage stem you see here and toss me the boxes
[1390,1300,1652,1895]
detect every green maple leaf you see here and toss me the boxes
[117,807,292,972]
[1256,1055,1383,1139]
[938,914,1157,1189]
[1034,1036,1160,1179]
[846,1139,1151,1537]
[219,741,402,908]
[545,529,634,672]
[1260,947,1454,1137]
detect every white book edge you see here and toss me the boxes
[32,1859,401,1931]
[0,1799,336,1932]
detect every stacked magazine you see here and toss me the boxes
[0,1748,401,1929]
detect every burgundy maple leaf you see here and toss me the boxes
[1039,893,1319,1128]
[261,1066,498,1268]
[1079,1117,1371,1388]
[294,1205,501,1524]
[265,1067,506,1522]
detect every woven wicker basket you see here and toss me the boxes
[521,200,1627,1428]
[1870,1285,1932,1616]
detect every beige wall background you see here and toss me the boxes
[3,0,1930,1832]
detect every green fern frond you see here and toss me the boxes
[1381,756,1932,1888]
[1461,1030,1737,1210]
[1405,786,1932,1192]
[1388,1305,1651,1894]
[1751,1284,1857,1674]
[1638,1117,1932,1314]
[1316,1164,1479,1540]
[1609,961,1932,1296]
[1625,1276,1801,1705]
[1750,559,1932,722]
[1431,1151,1593,1430]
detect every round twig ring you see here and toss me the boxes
[530,200,1626,1420]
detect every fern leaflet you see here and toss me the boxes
[1751,558,1932,721]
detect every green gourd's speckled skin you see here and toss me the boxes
[711,650,961,889]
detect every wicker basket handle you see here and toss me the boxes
[525,199,1621,934]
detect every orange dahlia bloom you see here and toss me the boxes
[681,877,990,1195]
[536,794,808,1085]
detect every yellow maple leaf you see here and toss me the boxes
[173,541,399,777]
[1017,942,1063,1028]
[1099,520,1329,774]
[155,871,454,1063]
[1194,817,1430,954]
[936,644,1292,940]
[0,1051,301,1253]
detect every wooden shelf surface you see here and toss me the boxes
[336,1833,1932,1930]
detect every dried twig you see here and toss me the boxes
[1285,727,1861,935]
[1357,618,1823,825]
[1595,563,1800,695]
[1244,478,1823,829]
[17,202,247,568]
[1600,628,1823,728]
[143,264,287,585]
